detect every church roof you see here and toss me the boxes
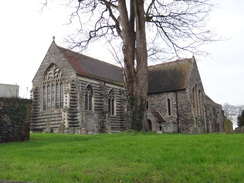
[148,58,193,94]
[57,46,124,84]
[55,42,194,93]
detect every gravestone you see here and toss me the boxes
[59,122,65,134]
[234,127,244,133]
[224,119,233,134]
[43,119,52,133]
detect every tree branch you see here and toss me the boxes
[100,0,118,9]
[107,4,122,38]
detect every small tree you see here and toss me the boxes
[237,110,244,128]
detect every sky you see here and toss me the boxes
[0,0,243,106]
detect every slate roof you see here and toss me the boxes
[57,46,124,84]
[148,58,193,94]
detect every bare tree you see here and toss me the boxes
[223,103,237,121]
[223,103,244,126]
[43,0,215,131]
[236,105,244,116]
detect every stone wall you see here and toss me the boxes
[78,76,126,133]
[205,97,225,133]
[147,92,178,133]
[0,98,32,143]
[31,42,76,132]
[176,90,196,133]
[147,89,202,133]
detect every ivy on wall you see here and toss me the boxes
[0,98,32,143]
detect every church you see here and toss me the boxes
[30,40,225,134]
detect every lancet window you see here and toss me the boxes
[84,84,93,110]
[198,89,202,115]
[193,84,203,116]
[108,89,115,115]
[43,64,64,110]
[167,98,171,116]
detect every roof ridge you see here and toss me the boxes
[57,46,123,70]
[149,58,192,68]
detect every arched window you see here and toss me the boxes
[193,84,203,116]
[108,89,115,115]
[43,64,63,110]
[198,89,202,115]
[84,84,93,110]
[193,85,198,115]
[193,87,196,110]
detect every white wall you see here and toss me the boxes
[0,83,19,98]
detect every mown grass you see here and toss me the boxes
[0,132,243,183]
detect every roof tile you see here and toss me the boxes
[58,46,124,84]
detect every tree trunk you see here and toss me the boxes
[118,0,148,131]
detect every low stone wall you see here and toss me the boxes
[0,98,32,143]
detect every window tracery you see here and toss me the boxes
[108,89,115,115]
[84,84,93,110]
[43,64,63,110]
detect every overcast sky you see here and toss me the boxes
[0,0,243,106]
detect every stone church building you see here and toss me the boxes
[31,40,225,134]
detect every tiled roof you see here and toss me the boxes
[57,46,124,84]
[150,110,166,122]
[148,58,193,94]
[56,43,194,93]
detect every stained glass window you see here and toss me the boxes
[43,64,64,110]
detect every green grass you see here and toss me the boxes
[0,132,244,183]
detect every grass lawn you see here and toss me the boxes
[0,132,243,183]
